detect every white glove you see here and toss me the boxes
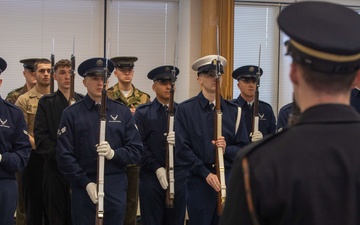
[250,131,263,142]
[167,131,175,145]
[155,167,168,190]
[96,141,115,160]
[86,182,98,204]
[0,154,2,162]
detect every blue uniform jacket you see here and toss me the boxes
[232,95,276,136]
[175,92,249,179]
[0,97,31,178]
[134,98,177,173]
[277,102,293,131]
[56,94,143,188]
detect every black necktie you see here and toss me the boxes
[209,103,215,111]
[163,105,168,117]
[95,103,101,112]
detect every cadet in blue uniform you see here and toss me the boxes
[232,65,276,142]
[276,102,293,131]
[0,57,31,225]
[35,59,83,225]
[135,65,186,225]
[56,57,142,225]
[175,55,249,225]
[221,2,360,225]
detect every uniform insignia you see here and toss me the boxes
[96,59,103,67]
[164,67,171,72]
[211,59,217,66]
[23,130,29,135]
[57,126,67,136]
[0,119,7,125]
[109,115,121,123]
[258,113,266,120]
[0,118,9,128]
[249,67,254,72]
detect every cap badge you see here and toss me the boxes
[96,59,103,67]
[164,67,171,72]
[211,59,217,66]
[249,67,254,72]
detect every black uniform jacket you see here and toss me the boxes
[221,104,360,225]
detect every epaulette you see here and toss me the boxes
[108,98,127,107]
[238,126,292,159]
[136,101,152,110]
[259,100,273,107]
[180,96,197,104]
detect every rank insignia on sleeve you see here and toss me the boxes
[57,126,67,136]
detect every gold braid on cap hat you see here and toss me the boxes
[290,39,360,62]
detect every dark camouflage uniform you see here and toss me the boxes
[5,84,28,104]
[107,84,150,108]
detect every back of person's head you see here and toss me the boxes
[278,1,360,93]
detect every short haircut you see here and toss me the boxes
[54,59,71,71]
[34,58,51,71]
[299,62,357,94]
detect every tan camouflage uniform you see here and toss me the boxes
[107,83,150,225]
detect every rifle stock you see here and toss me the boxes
[165,80,175,208]
[96,60,109,225]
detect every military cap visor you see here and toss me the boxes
[111,56,138,68]
[278,1,360,73]
[192,55,227,75]
[77,57,115,78]
[0,57,7,73]
[232,65,263,80]
[147,65,179,81]
[20,58,38,72]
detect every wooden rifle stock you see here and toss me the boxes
[214,63,226,216]
[165,76,175,208]
[96,63,109,225]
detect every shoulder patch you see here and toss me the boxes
[57,126,67,136]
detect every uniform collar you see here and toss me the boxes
[197,91,224,110]
[298,104,360,125]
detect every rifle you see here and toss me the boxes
[69,37,76,105]
[50,38,55,93]
[252,45,261,135]
[96,55,111,225]
[214,26,226,216]
[165,64,176,209]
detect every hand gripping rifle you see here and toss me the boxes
[252,45,261,135]
[165,61,177,209]
[50,38,55,93]
[96,55,111,225]
[69,37,76,105]
[214,26,226,216]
